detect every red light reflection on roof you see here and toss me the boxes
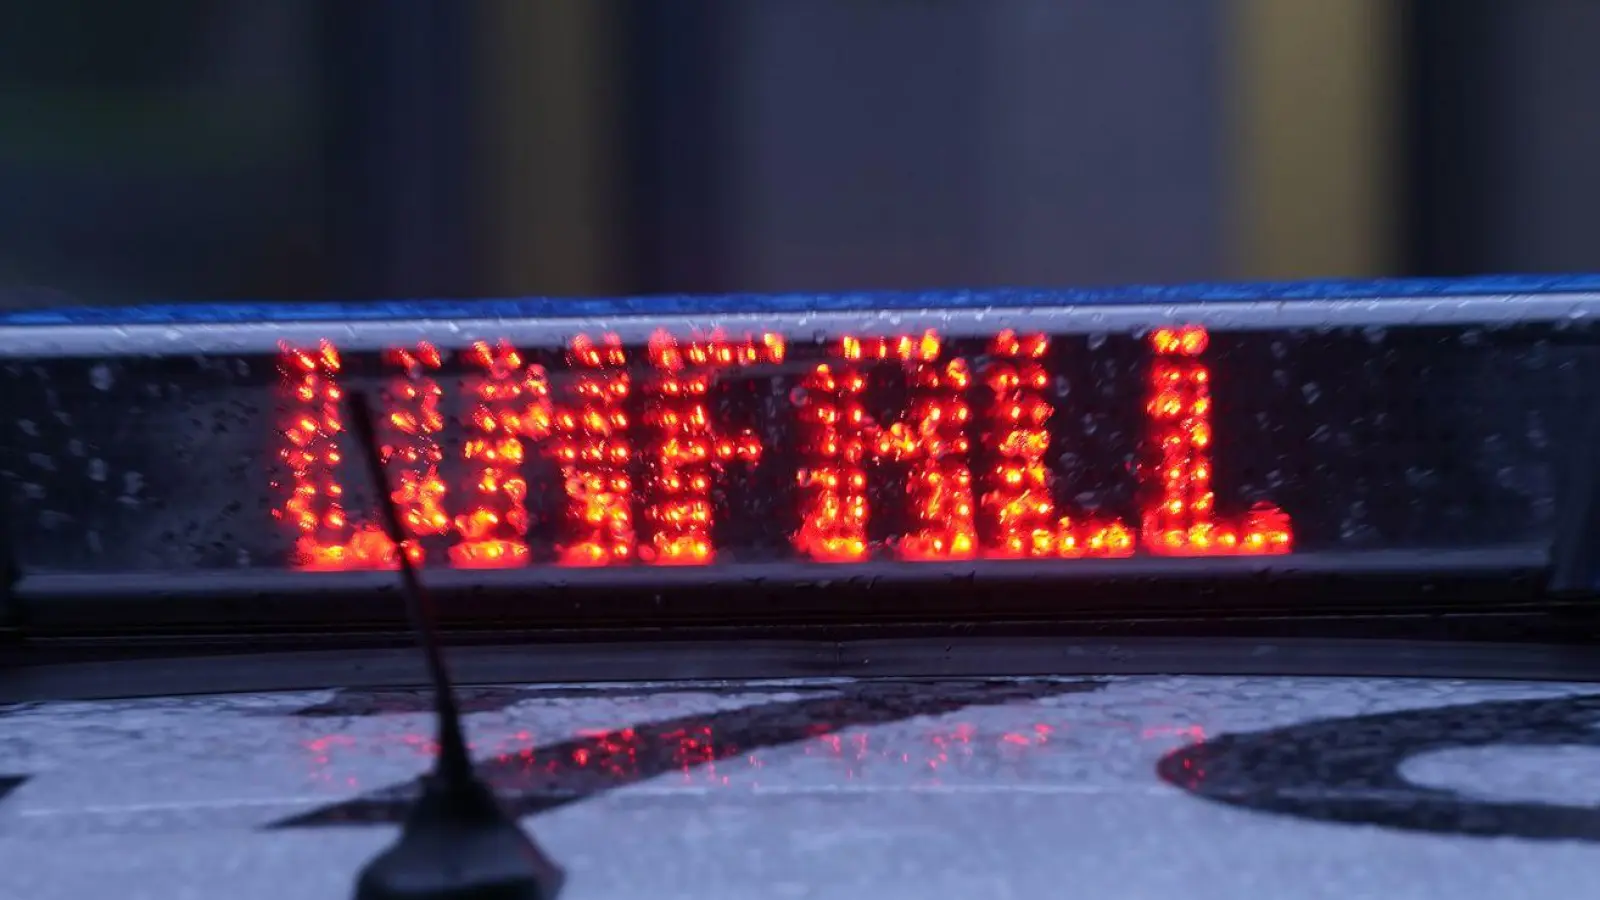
[300,719,1079,792]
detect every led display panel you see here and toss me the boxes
[2,278,1597,623]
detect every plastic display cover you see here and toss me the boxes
[3,276,1597,627]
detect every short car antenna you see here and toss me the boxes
[345,389,565,900]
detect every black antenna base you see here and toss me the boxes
[343,389,566,900]
[355,772,565,900]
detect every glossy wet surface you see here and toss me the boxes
[2,675,1599,898]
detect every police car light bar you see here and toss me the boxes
[3,275,1597,630]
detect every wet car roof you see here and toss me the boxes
[2,674,1599,899]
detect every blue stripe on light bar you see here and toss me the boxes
[5,274,1600,327]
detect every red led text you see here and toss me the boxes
[276,326,1291,569]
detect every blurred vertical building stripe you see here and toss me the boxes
[717,0,1230,293]
[1407,0,1600,276]
[1227,0,1402,280]
[474,0,626,297]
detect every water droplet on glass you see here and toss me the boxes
[17,419,37,437]
[89,364,114,391]
[1522,340,1551,370]
[87,458,108,481]
[1532,494,1557,522]
[1524,411,1548,450]
[1404,466,1436,489]
[1339,518,1378,543]
[1362,326,1387,344]
[1300,382,1321,404]
[1086,333,1107,351]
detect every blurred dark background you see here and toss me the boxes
[0,0,1596,309]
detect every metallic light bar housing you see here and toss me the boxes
[1,275,1595,632]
